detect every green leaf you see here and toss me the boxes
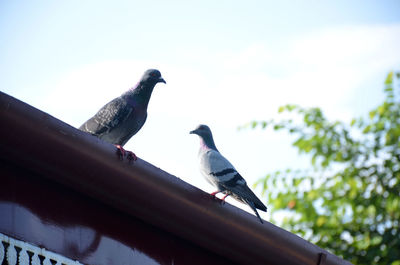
[261,121,268,128]
[377,105,385,115]
[385,71,393,85]
[363,125,372,133]
[316,216,326,227]
[384,87,393,93]
[293,178,302,187]
[369,110,376,119]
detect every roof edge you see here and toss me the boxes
[0,92,351,265]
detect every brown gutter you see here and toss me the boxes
[0,91,352,265]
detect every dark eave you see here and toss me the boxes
[0,91,352,265]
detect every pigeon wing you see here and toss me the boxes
[200,150,238,184]
[80,97,133,136]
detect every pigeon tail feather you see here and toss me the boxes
[228,184,267,212]
[247,201,263,224]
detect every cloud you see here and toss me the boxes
[209,24,400,122]
[290,24,400,68]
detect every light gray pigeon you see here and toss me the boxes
[190,124,267,223]
[79,69,166,161]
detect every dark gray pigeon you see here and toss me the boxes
[190,124,267,223]
[79,69,166,161]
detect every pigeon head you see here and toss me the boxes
[190,124,218,151]
[190,124,212,137]
[141,69,166,85]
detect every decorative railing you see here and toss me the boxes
[0,232,83,265]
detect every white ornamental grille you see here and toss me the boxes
[0,232,83,265]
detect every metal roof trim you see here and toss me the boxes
[0,92,352,265]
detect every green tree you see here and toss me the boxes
[248,72,400,264]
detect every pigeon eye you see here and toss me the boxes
[150,72,157,77]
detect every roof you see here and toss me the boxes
[0,91,352,265]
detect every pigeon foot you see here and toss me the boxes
[115,145,126,160]
[210,191,225,204]
[210,191,221,197]
[115,145,137,162]
[126,151,138,162]
[220,193,230,204]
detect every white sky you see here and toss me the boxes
[1,0,400,221]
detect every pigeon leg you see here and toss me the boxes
[210,191,226,203]
[115,145,126,160]
[220,193,230,204]
[210,191,221,196]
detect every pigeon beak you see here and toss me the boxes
[158,77,166,84]
[189,130,196,135]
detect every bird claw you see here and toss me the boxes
[116,145,125,160]
[126,151,137,162]
[209,191,227,204]
[210,191,220,196]
[115,145,137,162]
[220,194,229,205]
